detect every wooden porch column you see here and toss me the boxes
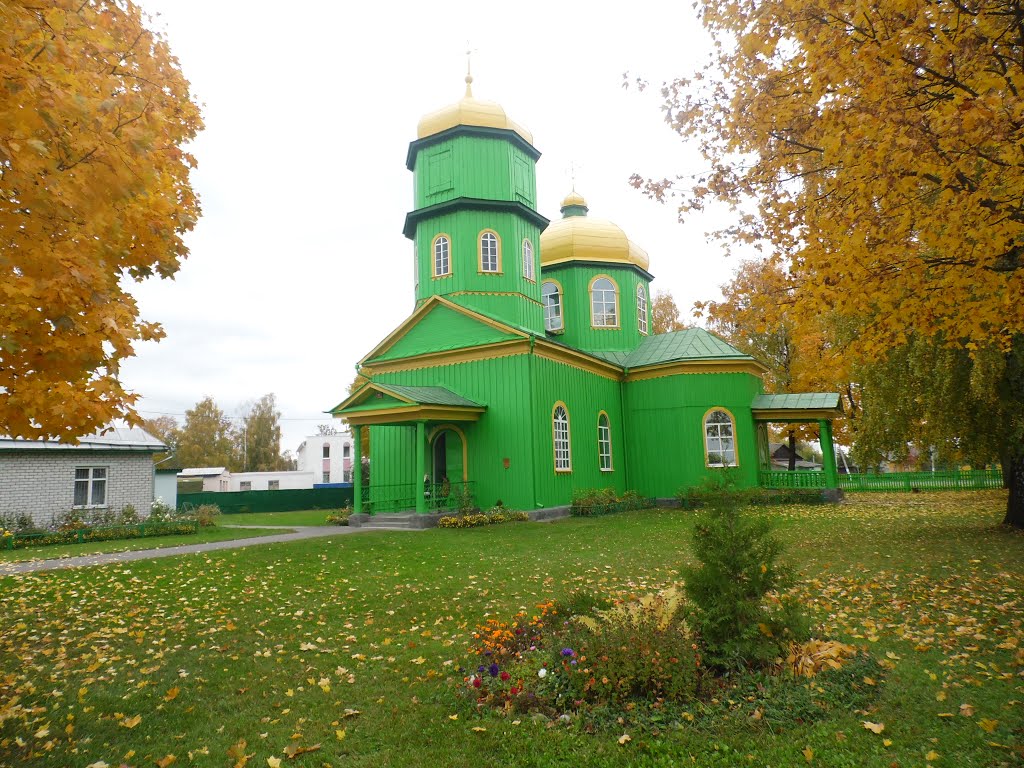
[415,420,426,514]
[352,427,362,514]
[819,419,839,490]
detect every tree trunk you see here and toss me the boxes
[787,430,797,471]
[1003,452,1024,528]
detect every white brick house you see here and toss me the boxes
[295,432,354,485]
[0,427,166,527]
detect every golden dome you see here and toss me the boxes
[417,76,534,145]
[540,194,650,271]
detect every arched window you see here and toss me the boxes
[597,412,613,471]
[432,235,450,277]
[590,276,618,327]
[542,281,563,332]
[636,284,648,334]
[553,403,571,472]
[522,239,535,281]
[479,231,500,273]
[704,409,737,467]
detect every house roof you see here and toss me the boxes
[0,426,167,452]
[177,467,228,477]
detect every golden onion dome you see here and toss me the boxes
[417,75,534,145]
[540,192,650,271]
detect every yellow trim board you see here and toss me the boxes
[344,405,486,426]
[752,408,842,422]
[362,339,531,375]
[427,423,469,482]
[533,339,623,381]
[627,359,768,381]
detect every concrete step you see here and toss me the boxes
[358,514,420,530]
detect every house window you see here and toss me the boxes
[343,468,353,483]
[322,443,330,459]
[479,231,500,273]
[343,444,350,458]
[591,276,618,327]
[239,481,252,491]
[542,281,563,332]
[705,409,738,467]
[322,471,330,483]
[598,412,613,471]
[73,467,106,507]
[637,284,648,334]
[522,239,535,281]
[433,234,450,277]
[268,480,280,491]
[553,403,571,472]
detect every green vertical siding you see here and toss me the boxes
[623,371,764,498]
[412,136,537,209]
[541,263,651,354]
[529,356,626,507]
[373,355,539,511]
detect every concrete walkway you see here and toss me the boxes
[0,525,363,575]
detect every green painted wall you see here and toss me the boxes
[412,209,543,330]
[623,371,764,498]
[411,135,537,209]
[528,356,626,507]
[541,262,651,354]
[371,355,539,511]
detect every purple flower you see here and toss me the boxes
[488,663,500,677]
[477,665,486,674]
[561,648,575,657]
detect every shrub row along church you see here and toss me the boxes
[331,75,842,514]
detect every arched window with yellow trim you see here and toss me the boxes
[597,412,613,471]
[542,280,563,332]
[704,409,737,467]
[553,403,571,472]
[479,231,500,273]
[522,239,535,281]
[636,284,648,334]
[591,276,618,327]
[432,234,450,277]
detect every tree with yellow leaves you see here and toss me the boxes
[636,0,1024,526]
[0,1,202,440]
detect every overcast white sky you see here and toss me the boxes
[121,1,746,455]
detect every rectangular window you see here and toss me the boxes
[322,471,330,483]
[343,469,353,483]
[268,480,280,491]
[343,445,351,458]
[73,467,107,507]
[322,445,330,458]
[239,481,252,491]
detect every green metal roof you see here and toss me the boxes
[624,329,754,368]
[378,385,484,408]
[751,393,841,410]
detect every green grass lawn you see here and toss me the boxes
[222,509,340,527]
[0,525,292,564]
[0,491,1020,767]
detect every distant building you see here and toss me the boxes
[295,432,354,485]
[177,467,316,492]
[0,426,167,527]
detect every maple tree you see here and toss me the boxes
[650,290,686,334]
[0,1,202,440]
[175,396,235,470]
[635,0,1024,525]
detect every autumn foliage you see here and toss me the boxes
[0,1,202,439]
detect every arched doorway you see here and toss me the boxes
[430,426,466,485]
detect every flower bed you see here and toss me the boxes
[2,519,199,550]
[570,488,654,516]
[437,507,530,528]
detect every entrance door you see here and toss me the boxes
[431,428,465,484]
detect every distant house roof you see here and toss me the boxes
[0,426,166,453]
[177,467,228,477]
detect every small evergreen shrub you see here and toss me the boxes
[683,475,809,670]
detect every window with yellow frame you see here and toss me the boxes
[590,275,619,328]
[479,230,501,273]
[553,403,571,472]
[432,234,451,277]
[597,411,613,471]
[704,408,737,467]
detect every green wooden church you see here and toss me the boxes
[331,75,843,515]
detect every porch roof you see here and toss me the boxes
[752,392,843,422]
[329,383,486,426]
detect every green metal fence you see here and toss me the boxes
[178,487,354,514]
[4,520,199,550]
[362,481,475,514]
[759,469,1004,492]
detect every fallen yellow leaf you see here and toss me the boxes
[978,718,998,733]
[802,745,814,762]
[862,721,885,734]
[335,729,346,740]
[120,715,141,729]
[164,687,179,702]
[618,734,631,745]
[267,759,281,768]
[925,750,940,761]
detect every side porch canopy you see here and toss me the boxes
[329,383,486,514]
[752,393,843,490]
